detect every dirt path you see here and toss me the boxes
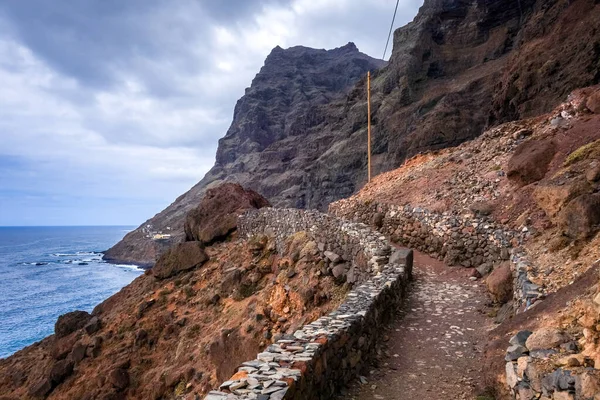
[340,251,494,400]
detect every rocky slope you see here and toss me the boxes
[106,0,600,267]
[327,85,600,398]
[0,187,348,399]
[103,43,384,266]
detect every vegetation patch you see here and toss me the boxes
[563,139,600,166]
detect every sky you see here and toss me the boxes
[0,0,423,226]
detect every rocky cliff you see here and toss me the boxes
[104,43,384,266]
[105,0,600,267]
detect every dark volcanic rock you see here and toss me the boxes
[50,359,74,385]
[106,0,600,266]
[184,183,270,244]
[108,368,130,391]
[84,316,102,335]
[152,242,209,280]
[55,311,92,338]
[28,378,52,398]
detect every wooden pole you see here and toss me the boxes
[367,71,372,183]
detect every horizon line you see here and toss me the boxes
[0,225,138,228]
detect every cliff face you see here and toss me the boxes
[104,43,385,266]
[105,0,600,266]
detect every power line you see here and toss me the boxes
[382,0,401,60]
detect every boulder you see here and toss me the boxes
[324,251,341,263]
[184,183,270,244]
[586,164,600,182]
[372,212,384,228]
[469,201,494,216]
[476,263,493,277]
[55,311,92,338]
[51,334,79,360]
[505,344,529,361]
[586,90,600,114]
[526,327,569,351]
[68,342,88,364]
[331,264,347,280]
[390,248,414,279]
[28,378,52,398]
[509,330,533,347]
[576,371,600,399]
[50,359,74,385]
[558,194,600,239]
[152,242,209,280]
[507,139,556,186]
[108,368,130,391]
[84,316,102,335]
[486,263,513,303]
[532,183,586,219]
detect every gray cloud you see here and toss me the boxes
[0,0,423,225]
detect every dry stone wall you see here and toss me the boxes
[330,198,517,268]
[329,198,544,312]
[204,208,412,400]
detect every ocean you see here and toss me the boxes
[0,226,144,359]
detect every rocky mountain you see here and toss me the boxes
[105,0,600,267]
[104,43,385,266]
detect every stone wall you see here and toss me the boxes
[204,208,412,400]
[505,328,600,399]
[329,198,518,268]
[329,198,544,313]
[511,249,545,312]
[238,208,399,284]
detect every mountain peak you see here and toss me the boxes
[336,42,358,52]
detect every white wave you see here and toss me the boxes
[52,251,101,258]
[113,264,145,272]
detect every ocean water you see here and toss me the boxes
[0,226,144,359]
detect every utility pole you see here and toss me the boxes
[367,71,372,183]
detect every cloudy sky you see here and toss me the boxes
[0,0,423,226]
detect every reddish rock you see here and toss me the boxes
[586,90,600,114]
[486,263,513,304]
[51,334,80,360]
[55,311,92,338]
[28,378,52,398]
[152,242,209,280]
[507,139,557,186]
[184,183,270,244]
[50,359,74,384]
[559,194,600,239]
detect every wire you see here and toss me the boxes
[383,0,401,60]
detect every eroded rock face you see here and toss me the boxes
[152,242,209,280]
[184,183,270,244]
